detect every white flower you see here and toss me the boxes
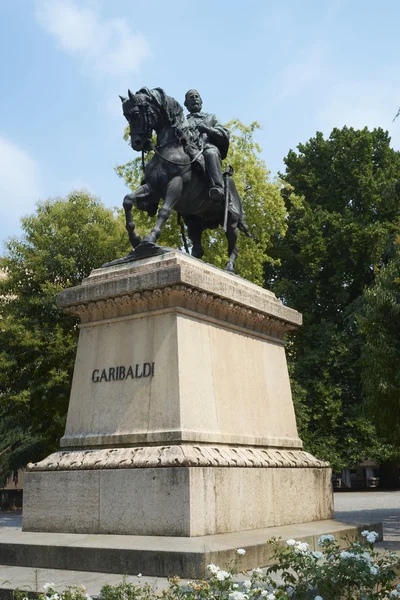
[242,580,252,590]
[236,548,246,555]
[216,570,230,581]
[267,594,276,600]
[260,592,268,597]
[295,541,309,554]
[390,591,400,598]
[317,534,335,546]
[229,592,247,600]
[312,551,323,560]
[361,530,379,543]
[232,584,239,589]
[286,538,296,546]
[362,551,371,562]
[370,566,378,575]
[251,567,263,577]
[314,596,324,600]
[207,563,220,574]
[137,573,142,577]
[340,551,353,560]
[43,584,55,593]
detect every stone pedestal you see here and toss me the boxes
[23,251,333,536]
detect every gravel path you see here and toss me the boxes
[0,510,22,533]
[334,490,400,551]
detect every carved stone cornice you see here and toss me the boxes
[57,252,302,338]
[28,445,329,471]
[63,284,295,338]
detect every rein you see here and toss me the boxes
[153,146,203,167]
[140,144,203,175]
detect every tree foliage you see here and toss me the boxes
[0,191,128,484]
[116,120,288,285]
[356,237,400,446]
[266,126,400,470]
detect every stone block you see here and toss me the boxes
[23,471,100,533]
[23,465,333,536]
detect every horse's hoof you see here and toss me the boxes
[143,236,155,244]
[225,262,235,274]
[130,234,142,248]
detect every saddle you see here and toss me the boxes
[184,139,206,175]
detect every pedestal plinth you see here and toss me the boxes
[23,251,333,536]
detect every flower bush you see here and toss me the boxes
[13,584,93,600]
[261,531,399,600]
[13,534,400,600]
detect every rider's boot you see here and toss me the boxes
[209,186,224,201]
[206,154,225,202]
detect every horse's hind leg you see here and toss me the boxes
[225,218,239,273]
[184,215,204,259]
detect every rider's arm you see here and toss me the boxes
[199,115,230,158]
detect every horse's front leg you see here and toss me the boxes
[184,215,204,258]
[144,177,182,244]
[123,184,153,248]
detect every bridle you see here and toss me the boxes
[129,100,204,172]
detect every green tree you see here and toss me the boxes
[116,120,287,285]
[0,191,128,484]
[356,237,400,446]
[265,126,400,470]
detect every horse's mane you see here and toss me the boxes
[125,87,189,146]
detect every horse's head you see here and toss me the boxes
[120,89,158,152]
[120,87,188,153]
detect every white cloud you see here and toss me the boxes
[34,0,151,77]
[0,137,41,242]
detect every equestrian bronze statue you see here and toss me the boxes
[120,87,251,273]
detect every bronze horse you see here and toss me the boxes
[120,87,250,273]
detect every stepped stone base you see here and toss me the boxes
[1,520,383,579]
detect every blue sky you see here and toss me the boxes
[1,0,400,246]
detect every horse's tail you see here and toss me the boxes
[227,175,257,242]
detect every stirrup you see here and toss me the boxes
[209,186,224,200]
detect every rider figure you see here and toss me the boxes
[184,89,230,202]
